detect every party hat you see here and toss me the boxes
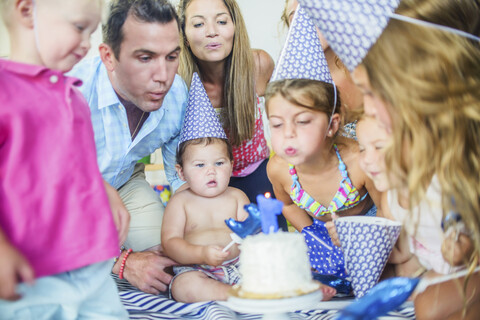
[271,5,333,83]
[297,0,400,71]
[179,72,227,144]
[334,216,401,298]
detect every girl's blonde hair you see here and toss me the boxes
[264,79,341,120]
[177,0,256,146]
[362,2,480,253]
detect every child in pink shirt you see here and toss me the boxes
[0,0,128,318]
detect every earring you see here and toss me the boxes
[329,130,332,136]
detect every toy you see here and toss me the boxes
[152,185,171,206]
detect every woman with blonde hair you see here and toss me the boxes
[299,0,479,317]
[350,0,480,318]
[176,0,287,228]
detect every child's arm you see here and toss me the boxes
[103,180,130,245]
[267,155,313,231]
[325,222,340,246]
[233,188,251,222]
[364,175,383,217]
[389,229,416,264]
[327,190,389,247]
[0,228,34,300]
[379,192,418,268]
[414,270,480,320]
[161,193,228,266]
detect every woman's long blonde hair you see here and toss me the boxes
[362,2,480,253]
[177,0,256,146]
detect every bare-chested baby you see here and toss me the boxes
[161,137,249,303]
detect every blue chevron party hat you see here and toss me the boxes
[179,72,227,144]
[271,5,333,83]
[298,0,400,72]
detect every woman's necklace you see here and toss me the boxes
[131,111,145,139]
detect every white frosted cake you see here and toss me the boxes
[234,231,319,299]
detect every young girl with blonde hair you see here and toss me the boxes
[356,1,480,251]
[350,1,480,318]
[298,0,479,316]
[281,0,363,140]
[265,79,381,277]
[356,115,474,277]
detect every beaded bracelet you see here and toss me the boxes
[114,245,126,264]
[119,248,133,280]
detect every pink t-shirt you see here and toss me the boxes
[0,59,119,278]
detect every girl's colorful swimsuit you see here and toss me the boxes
[289,144,368,216]
[289,144,376,277]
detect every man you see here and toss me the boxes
[70,0,187,294]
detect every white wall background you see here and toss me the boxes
[0,0,288,63]
[0,15,9,58]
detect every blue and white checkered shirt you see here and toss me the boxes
[69,56,187,191]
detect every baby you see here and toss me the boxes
[0,0,128,318]
[161,73,249,303]
[162,137,249,303]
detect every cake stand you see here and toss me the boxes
[224,289,323,320]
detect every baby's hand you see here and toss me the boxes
[202,245,229,267]
[441,231,474,266]
[320,284,337,301]
[326,221,341,247]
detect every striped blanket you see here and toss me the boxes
[114,275,416,320]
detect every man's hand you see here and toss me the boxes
[0,241,35,300]
[114,249,178,295]
[103,180,130,245]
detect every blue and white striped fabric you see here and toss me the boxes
[297,0,400,72]
[113,275,415,319]
[69,56,188,191]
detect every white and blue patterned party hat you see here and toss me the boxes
[179,72,227,144]
[335,216,401,298]
[298,0,400,72]
[271,5,333,84]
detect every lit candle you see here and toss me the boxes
[256,193,284,234]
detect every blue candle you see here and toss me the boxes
[256,193,284,234]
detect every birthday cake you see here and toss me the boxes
[232,231,320,299]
